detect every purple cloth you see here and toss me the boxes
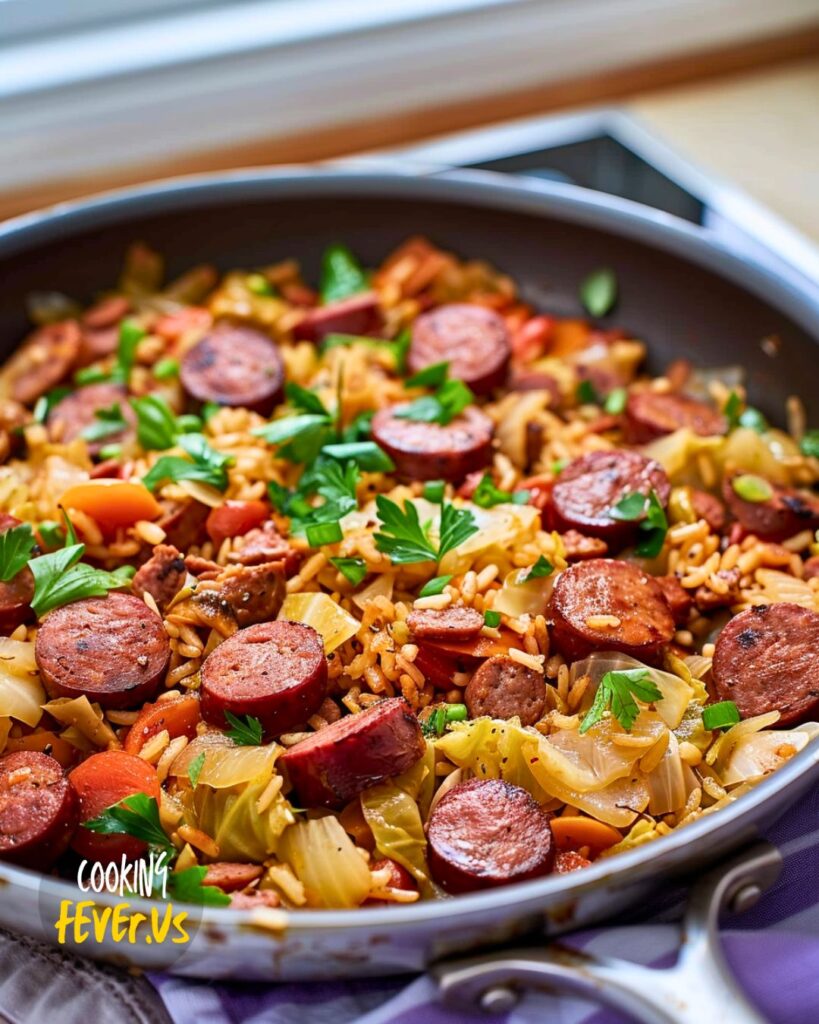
[150,788,819,1024]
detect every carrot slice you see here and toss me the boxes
[549,815,622,853]
[4,730,77,768]
[123,694,201,755]
[60,479,161,535]
[69,750,161,863]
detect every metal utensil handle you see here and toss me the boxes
[433,842,781,1024]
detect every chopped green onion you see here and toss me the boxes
[246,273,275,296]
[74,365,110,386]
[576,379,600,406]
[305,521,343,547]
[405,362,449,389]
[739,407,768,433]
[201,402,221,422]
[551,459,567,475]
[483,609,501,628]
[175,413,204,434]
[153,357,179,380]
[445,704,467,723]
[702,701,741,731]
[97,443,123,461]
[526,555,553,580]
[800,430,819,459]
[330,557,368,587]
[579,267,617,317]
[604,387,627,415]
[418,574,452,598]
[423,480,446,504]
[732,474,773,503]
[321,441,395,472]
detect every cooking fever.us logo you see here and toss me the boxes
[47,792,230,948]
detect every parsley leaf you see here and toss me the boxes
[579,267,617,317]
[576,379,601,405]
[421,703,469,738]
[800,430,819,459]
[472,474,530,509]
[330,557,368,586]
[610,489,668,558]
[395,366,474,427]
[143,433,233,492]
[725,390,768,434]
[320,244,368,303]
[579,668,663,734]
[321,441,394,473]
[82,791,175,858]
[0,523,36,582]
[187,751,206,788]
[526,555,553,580]
[130,394,179,450]
[285,381,331,417]
[724,390,742,429]
[374,495,478,565]
[418,574,452,597]
[167,865,231,906]
[224,711,263,745]
[29,542,134,617]
[33,387,70,424]
[80,402,127,443]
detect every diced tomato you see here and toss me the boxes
[206,500,269,548]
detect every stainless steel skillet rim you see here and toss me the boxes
[1,164,818,932]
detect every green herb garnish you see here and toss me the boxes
[321,441,394,472]
[167,865,231,906]
[0,523,35,582]
[579,668,663,734]
[246,273,275,297]
[83,791,175,858]
[224,712,263,746]
[142,433,233,492]
[611,489,669,558]
[33,387,70,424]
[731,474,774,503]
[800,430,819,459]
[421,703,469,738]
[80,403,127,443]
[187,751,206,788]
[526,555,554,580]
[423,480,445,504]
[395,362,474,427]
[418,574,452,598]
[472,474,530,509]
[576,379,601,406]
[305,521,343,547]
[320,244,368,303]
[29,541,134,617]
[579,267,617,317]
[604,387,628,415]
[483,609,501,628]
[374,495,478,566]
[322,330,411,374]
[152,357,179,380]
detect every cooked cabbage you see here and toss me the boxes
[278,592,359,652]
[0,638,44,727]
[719,723,817,787]
[191,771,294,862]
[277,815,372,908]
[170,734,281,788]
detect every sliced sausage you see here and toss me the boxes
[0,513,34,635]
[203,862,264,892]
[722,474,819,541]
[157,499,210,550]
[547,450,670,546]
[427,778,554,894]
[193,561,285,629]
[131,544,187,612]
[409,304,511,396]
[35,592,171,709]
[69,750,161,863]
[690,489,726,532]
[371,403,493,482]
[78,296,131,365]
[407,606,483,642]
[560,529,608,562]
[200,620,327,738]
[712,602,819,726]
[231,889,281,908]
[280,697,425,808]
[47,382,136,456]
[624,390,726,444]
[655,576,693,626]
[0,751,78,869]
[548,558,675,662]
[465,655,546,726]
[3,321,81,405]
[292,292,384,343]
[694,568,741,612]
[227,520,300,574]
[180,322,285,416]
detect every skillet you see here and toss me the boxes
[0,167,818,994]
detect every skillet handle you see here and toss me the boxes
[431,842,781,1024]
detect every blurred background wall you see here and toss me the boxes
[1,0,818,229]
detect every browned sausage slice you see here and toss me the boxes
[690,489,726,532]
[548,558,675,662]
[180,323,285,415]
[655,576,693,626]
[723,474,819,541]
[292,292,384,343]
[35,592,170,708]
[227,521,301,575]
[132,544,187,612]
[193,561,285,629]
[203,862,264,892]
[409,304,511,396]
[407,606,483,642]
[547,450,670,545]
[465,655,546,726]
[560,530,608,562]
[712,602,819,726]
[78,296,132,365]
[0,513,34,635]
[280,697,425,808]
[157,499,210,550]
[200,620,327,738]
[0,751,78,868]
[371,403,493,482]
[427,778,554,893]
[624,391,726,443]
[47,382,136,456]
[4,321,82,406]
